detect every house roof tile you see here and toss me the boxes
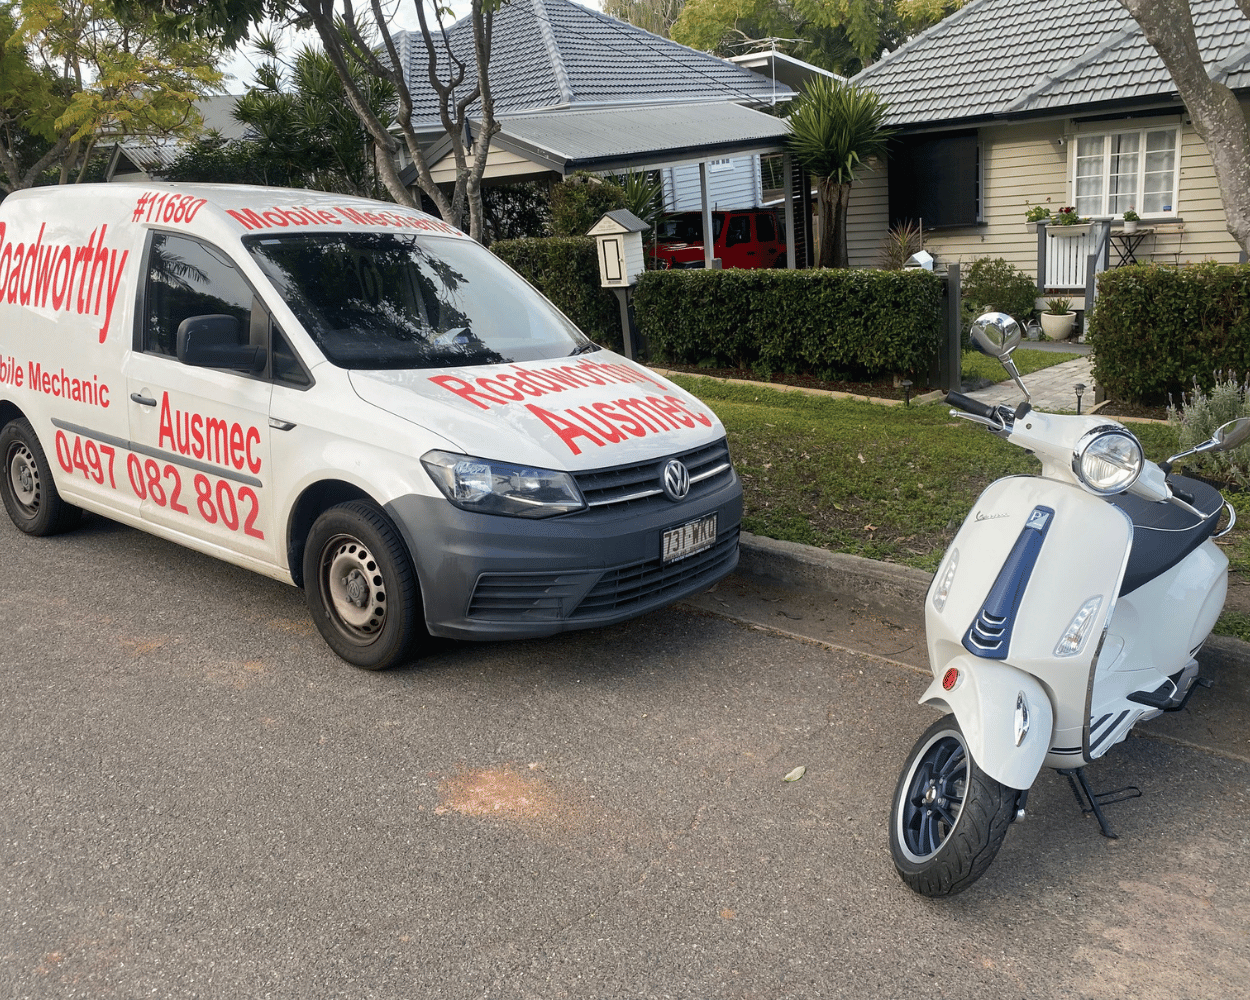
[395,0,791,128]
[854,0,1250,127]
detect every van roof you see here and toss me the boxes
[3,183,467,241]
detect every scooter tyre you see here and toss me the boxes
[889,714,1018,897]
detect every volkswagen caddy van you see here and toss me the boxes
[0,185,741,669]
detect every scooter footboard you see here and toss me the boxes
[920,656,1053,790]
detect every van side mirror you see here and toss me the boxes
[177,315,266,372]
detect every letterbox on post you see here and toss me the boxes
[588,209,649,359]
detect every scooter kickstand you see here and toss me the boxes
[1057,767,1143,839]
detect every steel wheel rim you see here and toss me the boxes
[897,730,969,864]
[6,441,40,516]
[319,533,388,645]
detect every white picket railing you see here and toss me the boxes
[1045,228,1098,290]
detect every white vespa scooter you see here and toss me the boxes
[890,312,1249,897]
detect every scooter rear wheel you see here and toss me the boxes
[889,714,1018,897]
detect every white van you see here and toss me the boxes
[0,185,741,669]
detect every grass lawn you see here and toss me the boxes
[960,347,1083,385]
[669,373,1250,641]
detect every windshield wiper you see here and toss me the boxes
[569,342,600,356]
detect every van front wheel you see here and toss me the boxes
[0,418,81,536]
[303,501,421,671]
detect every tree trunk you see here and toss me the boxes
[816,177,852,268]
[1119,0,1250,255]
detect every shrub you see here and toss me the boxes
[1089,263,1250,403]
[492,236,621,350]
[548,173,627,237]
[634,268,944,377]
[960,256,1038,336]
[1168,372,1250,488]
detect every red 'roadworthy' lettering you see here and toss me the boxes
[157,392,263,474]
[429,359,671,411]
[0,222,129,343]
[527,396,712,456]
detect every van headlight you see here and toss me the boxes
[1073,428,1143,494]
[421,451,586,518]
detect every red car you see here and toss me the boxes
[651,209,787,270]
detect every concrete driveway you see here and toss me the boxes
[1,515,1247,999]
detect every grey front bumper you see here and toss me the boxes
[385,474,742,641]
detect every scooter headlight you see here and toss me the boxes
[1073,428,1143,495]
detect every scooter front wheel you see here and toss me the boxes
[889,714,1018,897]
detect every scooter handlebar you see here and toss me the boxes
[945,391,1001,421]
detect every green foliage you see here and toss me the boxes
[481,182,551,242]
[635,268,944,377]
[960,257,1038,339]
[1167,372,1250,487]
[1089,263,1250,403]
[601,0,685,37]
[607,170,663,233]
[230,24,396,197]
[491,237,622,350]
[7,0,227,190]
[162,133,279,185]
[785,75,892,187]
[875,219,923,270]
[548,173,628,238]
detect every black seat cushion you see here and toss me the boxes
[1105,475,1225,596]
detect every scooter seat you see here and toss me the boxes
[1105,475,1225,595]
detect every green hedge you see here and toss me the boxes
[1089,263,1250,403]
[633,268,945,377]
[492,236,621,350]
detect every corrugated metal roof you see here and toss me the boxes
[854,0,1250,127]
[413,103,791,180]
[395,0,793,127]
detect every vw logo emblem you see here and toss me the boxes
[662,459,690,501]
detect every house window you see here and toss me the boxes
[888,132,980,229]
[708,157,735,172]
[1073,127,1179,217]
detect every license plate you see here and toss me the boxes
[662,513,717,564]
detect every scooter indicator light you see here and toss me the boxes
[942,668,959,691]
[1055,596,1104,657]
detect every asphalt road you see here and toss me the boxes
[2,513,1249,1000]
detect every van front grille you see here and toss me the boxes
[573,438,734,511]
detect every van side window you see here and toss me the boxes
[271,325,311,387]
[143,232,252,357]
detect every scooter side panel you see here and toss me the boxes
[920,656,1054,790]
[926,476,1132,769]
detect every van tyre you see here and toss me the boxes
[0,418,81,536]
[304,501,421,671]
[889,714,1017,897]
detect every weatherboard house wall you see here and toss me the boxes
[849,0,1250,279]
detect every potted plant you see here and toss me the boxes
[1039,296,1077,340]
[1047,206,1091,237]
[1122,208,1140,233]
[1024,204,1051,229]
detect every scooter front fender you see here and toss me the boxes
[920,655,1054,791]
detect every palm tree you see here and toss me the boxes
[786,76,893,268]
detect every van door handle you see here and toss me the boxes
[130,392,157,406]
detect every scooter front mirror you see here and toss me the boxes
[970,312,1030,402]
[970,312,1022,360]
[1213,417,1250,451]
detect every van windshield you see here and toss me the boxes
[243,231,595,370]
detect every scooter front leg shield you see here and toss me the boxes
[921,656,1054,790]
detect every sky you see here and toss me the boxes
[223,0,603,91]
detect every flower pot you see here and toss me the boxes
[1048,223,1092,238]
[1123,220,1139,233]
[1040,311,1077,341]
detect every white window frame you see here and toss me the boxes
[708,157,736,173]
[1070,124,1181,219]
